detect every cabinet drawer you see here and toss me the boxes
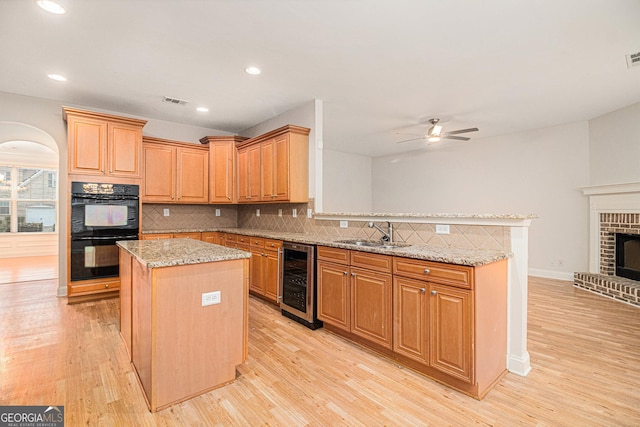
[350,251,392,273]
[68,279,120,296]
[264,239,282,252]
[142,233,173,240]
[250,237,265,249]
[318,246,349,265]
[223,233,237,243]
[393,257,473,289]
[173,232,201,240]
[237,235,250,245]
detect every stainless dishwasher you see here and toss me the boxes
[280,242,323,329]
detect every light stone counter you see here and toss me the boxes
[117,238,251,269]
[142,228,511,266]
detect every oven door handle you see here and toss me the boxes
[72,235,138,241]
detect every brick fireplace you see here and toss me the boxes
[574,184,640,307]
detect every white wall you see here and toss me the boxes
[322,149,372,212]
[589,101,640,186]
[371,121,591,279]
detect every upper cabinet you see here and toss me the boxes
[142,137,209,204]
[199,136,248,204]
[237,125,310,204]
[63,107,147,178]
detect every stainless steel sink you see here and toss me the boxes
[335,239,408,249]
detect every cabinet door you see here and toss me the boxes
[237,148,249,202]
[141,233,173,240]
[429,284,473,383]
[274,134,290,201]
[350,267,393,349]
[209,141,234,203]
[108,122,142,177]
[263,249,281,303]
[261,138,275,201]
[317,261,350,331]
[143,144,175,202]
[202,232,222,245]
[177,148,208,203]
[393,277,428,363]
[249,249,265,295]
[248,144,261,201]
[68,115,107,175]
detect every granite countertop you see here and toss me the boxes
[117,238,251,268]
[142,228,511,266]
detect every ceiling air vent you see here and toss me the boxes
[162,96,189,105]
[626,51,640,69]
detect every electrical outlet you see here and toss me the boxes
[292,208,297,218]
[163,208,170,217]
[215,209,221,217]
[435,224,450,234]
[202,291,221,306]
[278,209,282,217]
[256,209,260,217]
[340,220,348,228]
[307,208,313,219]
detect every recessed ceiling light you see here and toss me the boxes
[244,66,261,75]
[196,107,209,113]
[47,74,67,82]
[36,0,66,14]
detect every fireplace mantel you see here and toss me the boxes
[580,182,640,273]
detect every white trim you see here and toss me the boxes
[507,226,531,377]
[314,213,534,228]
[529,268,574,281]
[580,181,640,196]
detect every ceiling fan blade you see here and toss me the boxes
[443,135,471,141]
[396,137,426,144]
[443,127,479,136]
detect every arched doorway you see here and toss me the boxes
[0,122,59,284]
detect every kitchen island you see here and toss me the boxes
[117,238,251,412]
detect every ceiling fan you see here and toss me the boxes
[396,118,479,144]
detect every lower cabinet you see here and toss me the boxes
[141,232,202,240]
[221,234,282,304]
[318,245,508,399]
[317,246,393,350]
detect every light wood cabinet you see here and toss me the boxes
[393,276,428,363]
[142,137,209,204]
[202,232,223,245]
[64,107,147,178]
[237,144,261,203]
[237,125,309,204]
[429,283,473,382]
[317,246,393,349]
[142,232,202,240]
[199,136,247,204]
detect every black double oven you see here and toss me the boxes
[70,182,139,282]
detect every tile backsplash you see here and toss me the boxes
[143,200,510,252]
[142,204,237,231]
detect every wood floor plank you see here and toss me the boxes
[1,275,639,425]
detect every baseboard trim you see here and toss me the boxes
[507,352,531,377]
[528,268,574,281]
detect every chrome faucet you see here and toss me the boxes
[369,221,393,243]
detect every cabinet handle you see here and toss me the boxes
[424,269,431,274]
[343,271,347,275]
[420,288,426,293]
[171,195,174,199]
[105,284,109,288]
[351,272,355,277]
[431,290,437,295]
[227,196,231,200]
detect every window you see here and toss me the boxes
[0,165,57,233]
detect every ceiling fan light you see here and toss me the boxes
[431,125,443,137]
[428,136,441,143]
[36,0,65,14]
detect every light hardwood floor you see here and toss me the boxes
[1,275,639,426]
[0,255,58,284]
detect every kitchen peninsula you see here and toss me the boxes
[117,238,251,412]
